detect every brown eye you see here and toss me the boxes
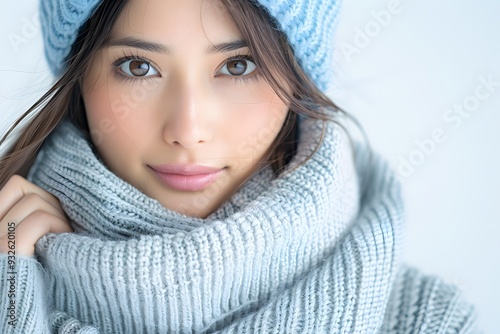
[117,59,159,77]
[227,60,247,75]
[129,60,150,76]
[219,57,256,77]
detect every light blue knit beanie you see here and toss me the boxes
[40,0,342,91]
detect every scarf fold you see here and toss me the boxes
[27,115,404,333]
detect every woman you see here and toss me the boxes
[0,0,480,332]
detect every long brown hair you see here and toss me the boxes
[0,0,370,189]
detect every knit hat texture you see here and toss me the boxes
[40,0,342,91]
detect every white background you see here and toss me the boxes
[1,0,498,332]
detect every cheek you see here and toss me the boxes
[83,71,160,150]
[83,81,119,148]
[82,83,140,185]
[82,76,151,180]
[226,95,288,162]
[83,50,158,143]
[83,53,118,145]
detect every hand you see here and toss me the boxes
[0,175,73,256]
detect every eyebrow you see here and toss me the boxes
[103,37,248,54]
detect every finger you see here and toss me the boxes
[4,211,72,256]
[0,193,67,236]
[0,175,65,221]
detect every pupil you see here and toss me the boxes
[130,61,149,76]
[228,60,246,75]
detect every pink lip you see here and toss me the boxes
[148,164,225,191]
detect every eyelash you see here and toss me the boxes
[111,51,260,84]
[111,51,157,83]
[217,53,260,84]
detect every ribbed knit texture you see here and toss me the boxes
[254,0,342,90]
[40,0,341,91]
[0,116,480,333]
[40,0,101,76]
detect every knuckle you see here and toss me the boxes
[24,192,41,203]
[5,174,25,188]
[27,210,49,222]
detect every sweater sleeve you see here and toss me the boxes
[0,255,50,333]
[0,255,100,334]
[380,264,482,334]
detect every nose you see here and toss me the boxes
[162,79,213,148]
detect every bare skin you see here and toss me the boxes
[0,175,72,256]
[82,0,289,218]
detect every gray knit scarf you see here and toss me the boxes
[26,115,404,333]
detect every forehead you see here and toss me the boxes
[110,0,242,45]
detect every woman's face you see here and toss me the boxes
[82,0,289,218]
